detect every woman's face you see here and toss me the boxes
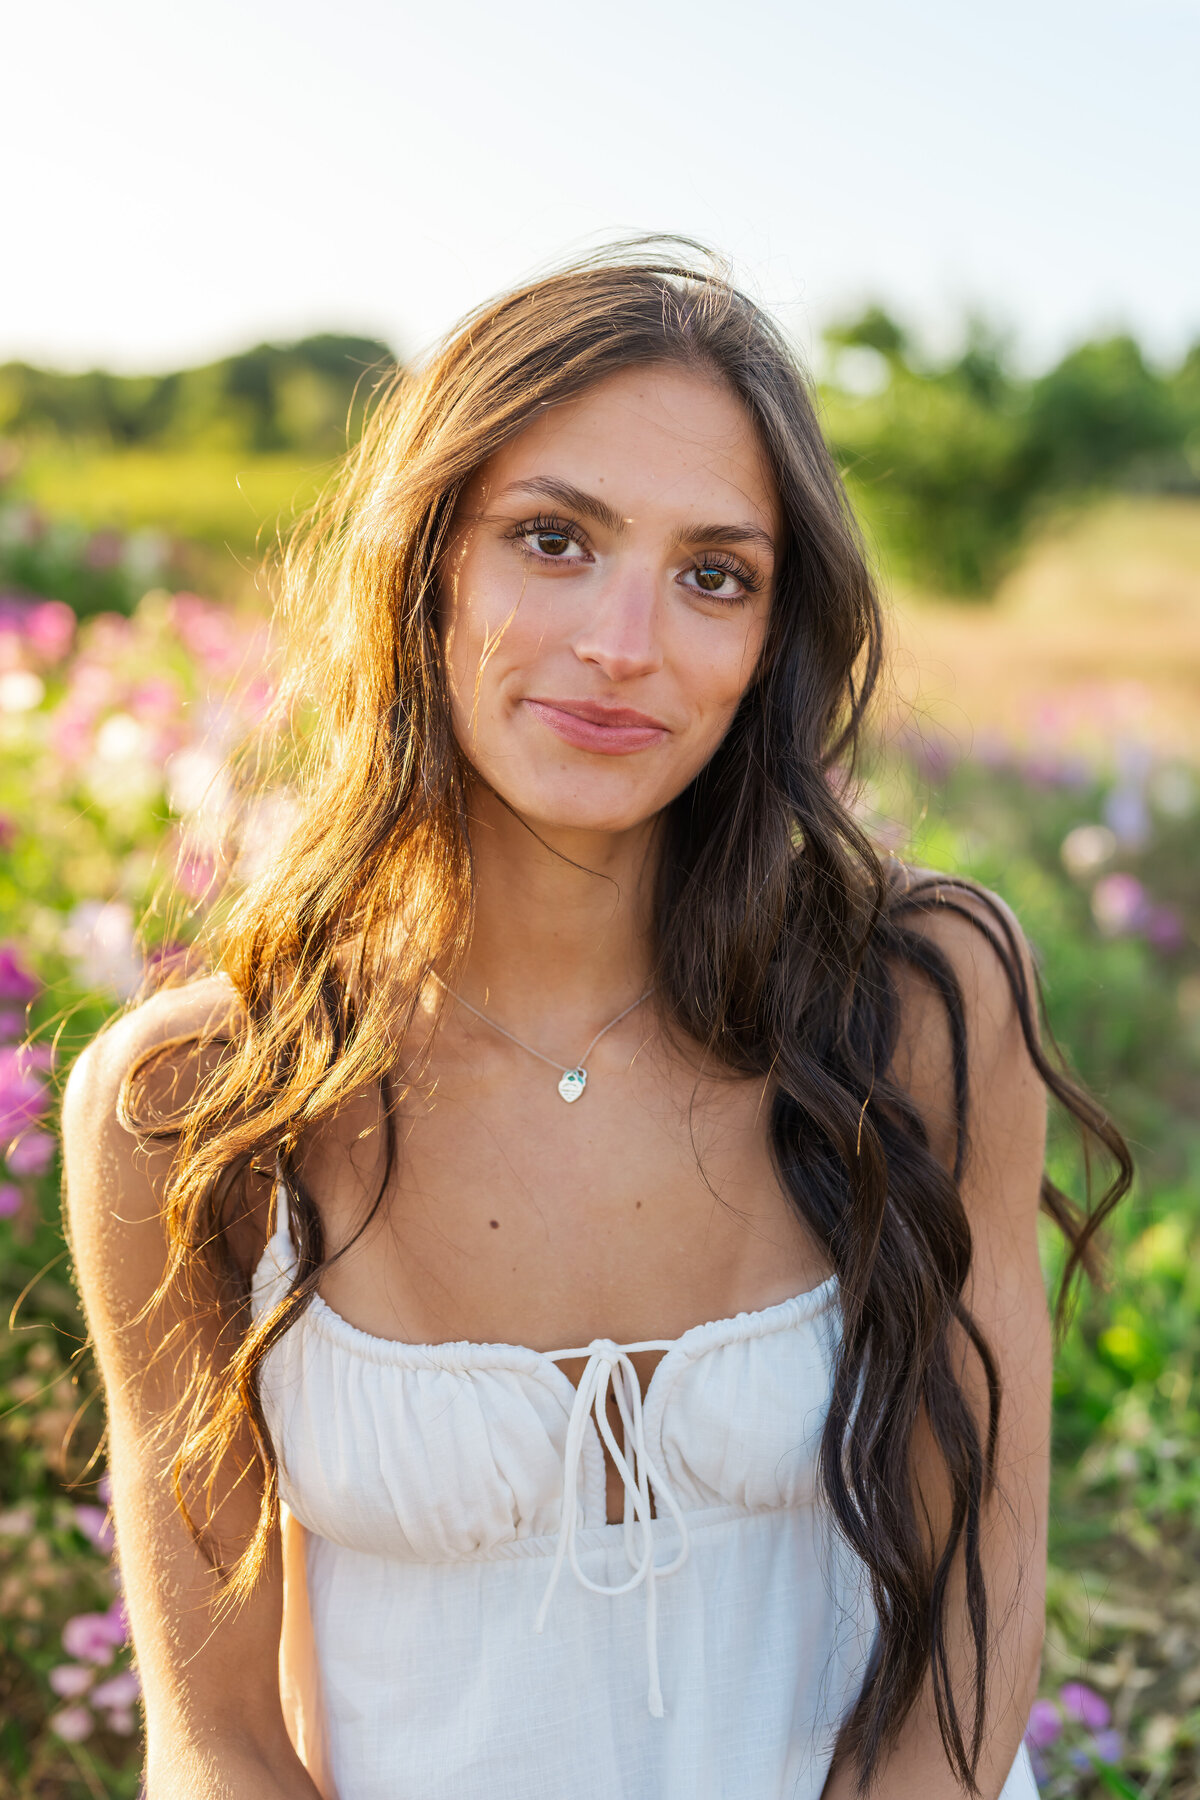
[439,362,780,837]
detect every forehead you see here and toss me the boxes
[468,363,780,538]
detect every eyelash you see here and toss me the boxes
[506,514,762,600]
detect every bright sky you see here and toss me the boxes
[7,0,1197,377]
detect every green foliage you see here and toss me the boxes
[7,447,329,566]
[823,309,1200,596]
[0,331,397,457]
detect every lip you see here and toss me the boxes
[523,697,669,756]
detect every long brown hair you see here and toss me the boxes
[108,240,1130,1792]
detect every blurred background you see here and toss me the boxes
[1,2,1197,1793]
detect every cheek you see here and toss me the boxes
[440,556,548,724]
[681,615,768,726]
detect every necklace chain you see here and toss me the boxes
[428,969,653,1095]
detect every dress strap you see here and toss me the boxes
[535,1337,690,1718]
[273,1143,295,1253]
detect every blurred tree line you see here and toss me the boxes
[0,333,396,460]
[822,307,1200,593]
[2,316,1199,596]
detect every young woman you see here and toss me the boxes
[62,245,1128,1800]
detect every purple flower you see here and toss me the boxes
[49,1663,95,1698]
[1091,873,1150,937]
[5,1128,55,1176]
[1024,1697,1062,1750]
[0,944,38,1006]
[1144,904,1187,954]
[62,1609,126,1665]
[104,1596,129,1642]
[73,1503,115,1554]
[1026,1743,1049,1785]
[0,1043,50,1141]
[1060,1681,1110,1731]
[1103,784,1151,851]
[1091,1728,1124,1765]
[91,1668,140,1709]
[49,1705,93,1742]
[0,1182,21,1219]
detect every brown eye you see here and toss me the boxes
[535,530,571,556]
[695,565,730,593]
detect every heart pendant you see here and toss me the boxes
[557,1067,587,1103]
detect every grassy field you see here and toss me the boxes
[888,497,1200,762]
[10,442,330,560]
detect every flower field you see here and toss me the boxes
[1,485,1198,1797]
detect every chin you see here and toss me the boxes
[490,768,671,839]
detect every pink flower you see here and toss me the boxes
[127,675,182,722]
[5,1128,55,1176]
[0,944,38,1006]
[169,593,243,677]
[104,1596,129,1642]
[62,1609,126,1665]
[105,1706,137,1735]
[49,1664,95,1698]
[92,1668,140,1709]
[50,1705,94,1742]
[0,1043,49,1141]
[24,600,75,666]
[1060,1681,1110,1732]
[1091,873,1150,937]
[0,1182,21,1218]
[0,1009,26,1039]
[73,1503,115,1553]
[1024,1697,1062,1750]
[92,1673,140,1716]
[174,843,220,902]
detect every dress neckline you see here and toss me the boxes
[257,1177,840,1374]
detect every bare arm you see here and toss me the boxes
[61,980,323,1800]
[822,884,1049,1800]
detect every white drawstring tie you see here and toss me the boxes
[535,1338,690,1717]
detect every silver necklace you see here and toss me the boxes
[429,971,653,1103]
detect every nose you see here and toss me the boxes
[570,565,664,684]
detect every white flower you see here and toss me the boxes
[164,745,230,821]
[0,670,45,712]
[61,901,143,1000]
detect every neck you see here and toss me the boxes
[449,785,660,1040]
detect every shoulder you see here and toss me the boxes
[881,865,1045,1186]
[61,975,264,1290]
[62,973,243,1148]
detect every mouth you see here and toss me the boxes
[523,697,669,756]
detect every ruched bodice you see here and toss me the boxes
[251,1182,1038,1800]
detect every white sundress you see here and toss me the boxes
[250,1181,1039,1800]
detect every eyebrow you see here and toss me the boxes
[496,476,777,561]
